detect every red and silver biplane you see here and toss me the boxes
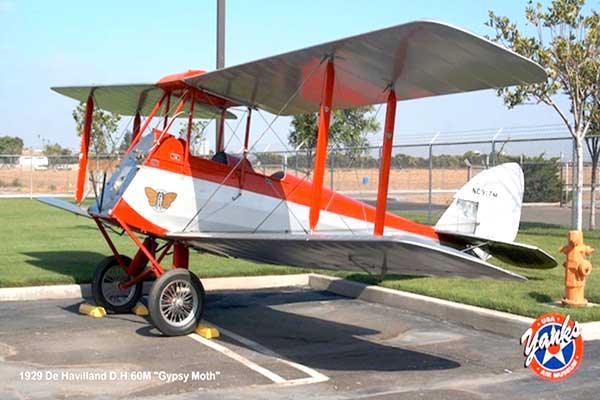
[41,21,556,336]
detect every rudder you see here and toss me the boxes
[435,163,524,243]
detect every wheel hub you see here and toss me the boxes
[159,280,198,327]
[101,265,136,307]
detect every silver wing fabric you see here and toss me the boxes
[169,232,526,281]
[184,20,546,115]
[51,84,236,119]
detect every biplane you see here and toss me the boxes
[41,21,557,336]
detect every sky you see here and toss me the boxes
[0,0,581,158]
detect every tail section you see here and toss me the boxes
[435,163,524,243]
[434,163,556,269]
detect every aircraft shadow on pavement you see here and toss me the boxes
[198,290,459,372]
[22,251,104,283]
[50,278,460,373]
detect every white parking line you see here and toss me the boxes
[188,323,329,386]
[213,323,329,386]
[188,333,286,384]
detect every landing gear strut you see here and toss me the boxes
[94,217,205,336]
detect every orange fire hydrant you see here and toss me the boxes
[560,230,594,307]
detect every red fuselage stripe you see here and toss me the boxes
[137,136,438,240]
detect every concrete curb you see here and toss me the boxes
[0,284,92,301]
[0,274,311,302]
[308,274,600,341]
[522,202,560,207]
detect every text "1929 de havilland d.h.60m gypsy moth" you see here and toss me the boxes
[41,20,557,336]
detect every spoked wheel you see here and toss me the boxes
[148,269,205,336]
[92,255,143,314]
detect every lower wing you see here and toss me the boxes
[37,197,90,218]
[168,232,526,281]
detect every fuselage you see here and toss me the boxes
[92,131,439,244]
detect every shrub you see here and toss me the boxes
[522,161,561,202]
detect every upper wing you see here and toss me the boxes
[51,84,236,119]
[168,231,526,281]
[437,230,557,269]
[184,20,546,115]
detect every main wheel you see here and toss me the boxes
[92,255,143,314]
[148,269,205,336]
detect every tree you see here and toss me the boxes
[486,0,600,230]
[72,102,121,154]
[119,131,132,153]
[288,106,380,161]
[43,143,73,166]
[0,135,24,155]
[586,113,600,229]
[179,119,209,155]
[42,143,72,157]
[178,119,207,140]
[521,156,563,202]
[0,135,24,166]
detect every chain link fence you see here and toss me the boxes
[252,134,595,225]
[0,154,120,197]
[2,133,595,227]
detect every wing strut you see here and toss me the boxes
[126,92,167,154]
[216,109,226,152]
[309,60,335,231]
[184,91,195,164]
[132,111,141,146]
[75,94,93,204]
[240,108,252,189]
[374,90,397,235]
[162,94,171,129]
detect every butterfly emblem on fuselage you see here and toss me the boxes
[144,187,177,213]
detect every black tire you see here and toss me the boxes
[148,269,205,336]
[92,255,143,314]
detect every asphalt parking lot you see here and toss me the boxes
[0,286,598,400]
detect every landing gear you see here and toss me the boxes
[148,269,205,336]
[92,255,143,314]
[93,218,204,336]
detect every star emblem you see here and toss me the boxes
[540,327,570,366]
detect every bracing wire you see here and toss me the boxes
[181,56,328,232]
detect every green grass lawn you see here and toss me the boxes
[1,199,599,322]
[0,199,308,287]
[334,210,600,322]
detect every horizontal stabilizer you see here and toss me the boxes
[168,232,526,281]
[437,230,557,269]
[37,197,90,218]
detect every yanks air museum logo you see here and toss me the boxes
[520,313,583,381]
[144,187,177,212]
